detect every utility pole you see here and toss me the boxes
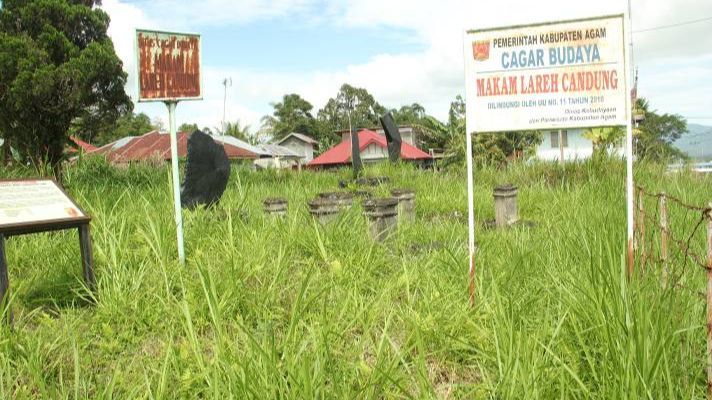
[222,77,232,135]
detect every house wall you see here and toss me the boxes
[536,129,625,161]
[536,129,594,161]
[374,127,417,147]
[361,143,388,162]
[280,137,314,161]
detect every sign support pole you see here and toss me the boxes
[166,101,186,264]
[624,12,635,280]
[466,130,476,307]
[558,129,564,165]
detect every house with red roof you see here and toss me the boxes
[69,136,98,153]
[307,129,431,168]
[89,130,265,164]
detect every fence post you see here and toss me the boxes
[660,193,669,288]
[706,203,712,399]
[639,189,646,272]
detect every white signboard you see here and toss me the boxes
[0,180,85,228]
[465,15,627,133]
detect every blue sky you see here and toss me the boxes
[102,0,712,132]
[199,22,424,73]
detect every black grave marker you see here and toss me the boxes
[181,130,231,209]
[380,112,402,163]
[351,127,362,178]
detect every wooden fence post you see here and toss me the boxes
[706,203,712,399]
[660,193,669,288]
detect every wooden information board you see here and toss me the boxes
[0,179,96,322]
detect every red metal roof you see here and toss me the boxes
[68,136,98,153]
[307,129,431,167]
[90,131,259,163]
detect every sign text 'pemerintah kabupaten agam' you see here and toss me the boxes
[464,15,627,133]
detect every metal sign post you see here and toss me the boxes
[166,101,185,263]
[135,29,202,265]
[465,127,476,307]
[623,12,635,279]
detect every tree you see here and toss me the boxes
[222,120,252,142]
[634,98,687,161]
[103,112,154,143]
[178,123,199,133]
[391,103,426,126]
[441,95,541,167]
[0,0,131,179]
[316,84,387,149]
[261,94,316,141]
[151,117,165,132]
[583,126,624,155]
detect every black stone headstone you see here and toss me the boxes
[380,112,401,163]
[181,130,230,209]
[351,127,362,178]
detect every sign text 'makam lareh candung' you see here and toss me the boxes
[465,15,627,133]
[136,30,201,101]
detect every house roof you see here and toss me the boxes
[68,136,98,153]
[90,131,261,162]
[277,133,318,145]
[307,129,431,167]
[212,135,271,158]
[260,144,303,158]
[334,125,415,136]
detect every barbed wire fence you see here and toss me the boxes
[634,185,712,397]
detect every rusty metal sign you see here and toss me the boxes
[135,29,202,102]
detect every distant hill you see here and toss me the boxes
[673,123,712,161]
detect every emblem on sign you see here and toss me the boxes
[473,41,490,61]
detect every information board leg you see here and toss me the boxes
[78,225,96,293]
[0,234,11,323]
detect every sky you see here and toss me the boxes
[102,0,712,133]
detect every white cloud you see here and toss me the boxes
[102,0,712,133]
[125,0,322,29]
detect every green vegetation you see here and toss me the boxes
[634,98,688,162]
[1,158,710,398]
[91,112,155,146]
[0,0,130,178]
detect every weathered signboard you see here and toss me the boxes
[135,29,202,102]
[464,15,627,133]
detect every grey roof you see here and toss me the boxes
[277,133,318,145]
[212,135,271,157]
[260,144,302,158]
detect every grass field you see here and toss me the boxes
[1,157,711,399]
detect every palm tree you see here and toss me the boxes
[221,120,251,142]
[583,126,625,154]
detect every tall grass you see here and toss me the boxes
[0,157,710,398]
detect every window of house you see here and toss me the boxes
[550,131,568,148]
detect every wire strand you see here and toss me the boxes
[633,16,712,33]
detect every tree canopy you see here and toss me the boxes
[317,84,387,136]
[634,98,687,161]
[0,0,131,178]
[261,94,316,141]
